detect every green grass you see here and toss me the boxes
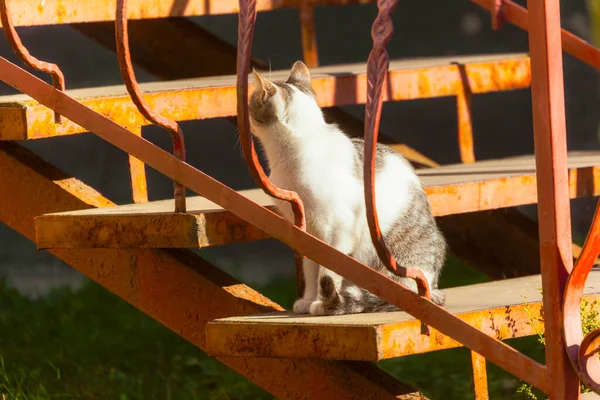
[0,256,553,399]
[0,278,271,400]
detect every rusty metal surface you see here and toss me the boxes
[471,352,490,400]
[237,0,306,295]
[32,155,600,249]
[527,0,581,397]
[471,0,600,71]
[363,0,431,311]
[128,125,148,203]
[0,55,531,140]
[0,141,424,400]
[35,191,274,249]
[205,272,600,360]
[0,0,65,123]
[115,0,186,213]
[0,0,374,27]
[456,64,475,163]
[0,57,550,392]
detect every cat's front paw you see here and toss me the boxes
[309,300,326,316]
[293,298,313,314]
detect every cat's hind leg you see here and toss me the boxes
[309,268,344,315]
[293,258,320,314]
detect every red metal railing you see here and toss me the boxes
[1,0,600,398]
[362,0,431,331]
[115,0,187,213]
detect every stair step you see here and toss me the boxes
[581,393,600,399]
[0,54,529,140]
[205,270,600,361]
[35,189,274,249]
[3,0,374,28]
[34,152,600,249]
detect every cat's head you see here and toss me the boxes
[249,61,320,139]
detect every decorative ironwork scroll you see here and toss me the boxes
[115,0,187,213]
[0,0,65,123]
[363,0,432,324]
[236,0,306,295]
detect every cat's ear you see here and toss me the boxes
[252,68,276,103]
[288,61,311,83]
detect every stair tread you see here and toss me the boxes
[2,0,373,28]
[34,151,600,249]
[0,53,530,140]
[204,270,600,361]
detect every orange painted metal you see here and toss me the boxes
[0,0,65,123]
[527,0,580,397]
[471,352,489,400]
[237,0,306,296]
[0,0,374,28]
[115,0,186,213]
[128,125,148,203]
[0,142,423,400]
[299,2,319,67]
[426,165,600,217]
[364,0,431,317]
[206,282,600,360]
[471,0,600,71]
[456,64,475,163]
[0,56,549,393]
[0,56,531,140]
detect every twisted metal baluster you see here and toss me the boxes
[563,199,600,393]
[115,0,186,213]
[363,0,432,332]
[491,0,504,30]
[0,0,65,123]
[237,0,306,296]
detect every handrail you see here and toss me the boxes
[115,0,187,213]
[363,0,431,332]
[0,0,65,123]
[236,0,307,295]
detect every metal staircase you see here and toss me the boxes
[1,0,600,398]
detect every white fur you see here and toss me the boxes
[251,83,426,315]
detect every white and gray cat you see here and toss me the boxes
[248,60,446,316]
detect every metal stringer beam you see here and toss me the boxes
[0,141,426,400]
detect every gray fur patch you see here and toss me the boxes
[319,274,342,314]
[249,89,278,125]
[350,138,401,179]
[317,140,447,315]
[285,76,316,98]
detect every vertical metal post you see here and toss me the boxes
[456,86,475,163]
[527,0,579,397]
[128,125,148,203]
[471,351,489,400]
[298,1,319,67]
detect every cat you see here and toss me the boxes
[248,60,447,316]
